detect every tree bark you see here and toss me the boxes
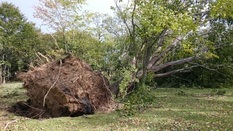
[155,65,199,77]
[149,56,196,72]
[2,64,7,84]
[147,36,182,69]
[0,66,2,84]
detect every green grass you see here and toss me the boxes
[0,83,233,130]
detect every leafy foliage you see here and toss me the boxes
[0,0,232,91]
[118,85,155,116]
[108,0,226,89]
[119,66,138,98]
[0,2,43,82]
[211,0,233,20]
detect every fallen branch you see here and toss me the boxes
[4,119,18,131]
[155,65,198,78]
[150,56,195,72]
[37,52,50,63]
[35,52,44,65]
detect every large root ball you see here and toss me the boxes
[16,55,114,118]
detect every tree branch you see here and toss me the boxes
[147,36,182,69]
[131,0,137,39]
[115,0,133,38]
[188,62,225,75]
[155,65,198,78]
[150,56,195,72]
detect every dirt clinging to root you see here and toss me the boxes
[11,55,114,118]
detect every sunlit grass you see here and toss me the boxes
[0,83,232,130]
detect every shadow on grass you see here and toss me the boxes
[0,83,50,119]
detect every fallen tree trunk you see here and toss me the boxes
[13,55,115,118]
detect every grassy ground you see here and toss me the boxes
[0,83,233,131]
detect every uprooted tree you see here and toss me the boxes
[11,55,115,118]
[2,0,233,118]
[31,0,233,96]
[106,0,233,94]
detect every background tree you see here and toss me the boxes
[0,2,43,84]
[159,0,233,88]
[107,0,233,94]
[34,0,86,53]
[34,0,117,73]
[1,0,232,91]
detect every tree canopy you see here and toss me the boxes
[0,0,232,92]
[0,2,43,83]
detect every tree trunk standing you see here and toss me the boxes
[0,66,2,84]
[62,27,68,53]
[0,54,7,84]
[2,64,7,84]
[0,56,3,84]
[140,47,150,86]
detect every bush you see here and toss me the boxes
[117,85,155,117]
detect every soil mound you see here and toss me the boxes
[11,55,114,118]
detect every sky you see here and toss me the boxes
[0,0,115,33]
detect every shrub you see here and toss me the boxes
[117,85,155,117]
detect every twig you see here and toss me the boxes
[49,31,60,49]
[35,52,43,65]
[31,110,45,119]
[72,76,80,83]
[43,60,62,107]
[171,75,192,83]
[188,62,223,74]
[4,119,18,131]
[37,52,50,63]
[46,54,54,61]
[23,103,44,111]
